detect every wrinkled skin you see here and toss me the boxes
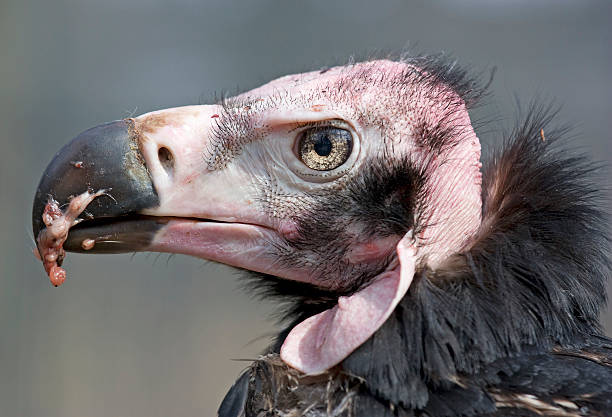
[33,60,482,375]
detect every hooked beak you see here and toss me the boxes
[32,105,289,280]
[32,119,162,251]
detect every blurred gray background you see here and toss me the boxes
[1,1,610,416]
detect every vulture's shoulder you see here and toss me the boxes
[480,339,612,417]
[219,339,612,417]
[218,354,411,417]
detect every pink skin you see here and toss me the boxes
[35,190,107,286]
[134,61,481,275]
[346,235,403,264]
[149,220,304,280]
[281,236,417,374]
[43,60,482,373]
[131,61,482,374]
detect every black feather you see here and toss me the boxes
[342,104,611,409]
[218,371,249,417]
[228,104,612,415]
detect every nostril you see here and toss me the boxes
[158,147,174,176]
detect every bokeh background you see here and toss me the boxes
[1,1,611,416]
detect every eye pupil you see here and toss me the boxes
[313,134,332,156]
[297,126,353,171]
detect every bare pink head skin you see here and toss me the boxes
[128,60,482,374]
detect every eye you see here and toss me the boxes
[297,127,353,171]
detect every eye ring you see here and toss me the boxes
[297,126,353,171]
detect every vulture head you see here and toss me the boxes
[32,57,612,415]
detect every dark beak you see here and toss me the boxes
[32,120,161,253]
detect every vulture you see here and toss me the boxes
[32,56,612,416]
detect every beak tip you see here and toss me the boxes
[32,120,159,239]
